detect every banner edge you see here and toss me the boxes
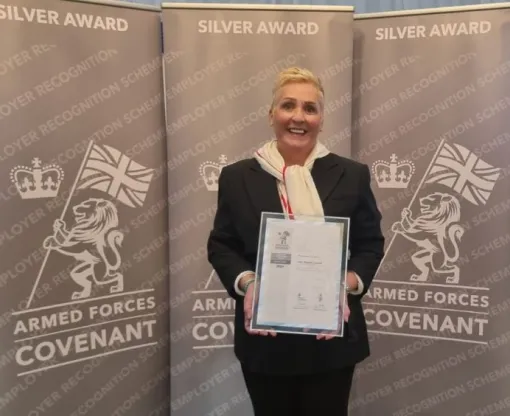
[161,3,354,12]
[354,2,510,19]
[63,0,162,12]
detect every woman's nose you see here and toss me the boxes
[291,108,305,121]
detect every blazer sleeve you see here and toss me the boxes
[348,164,385,297]
[207,168,253,300]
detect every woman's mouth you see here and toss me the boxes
[288,128,306,135]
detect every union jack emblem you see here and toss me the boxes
[426,142,501,205]
[77,143,154,208]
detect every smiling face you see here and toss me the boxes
[269,81,323,157]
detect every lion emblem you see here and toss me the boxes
[391,192,464,284]
[43,198,124,299]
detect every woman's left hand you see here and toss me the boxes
[316,271,355,340]
[316,301,350,341]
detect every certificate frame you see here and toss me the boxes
[250,211,350,337]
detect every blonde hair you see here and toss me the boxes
[270,67,324,114]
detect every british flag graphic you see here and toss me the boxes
[77,143,154,208]
[425,141,501,205]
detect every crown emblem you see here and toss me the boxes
[199,155,228,192]
[372,154,415,189]
[10,158,64,199]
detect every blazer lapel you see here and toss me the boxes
[312,154,345,204]
[244,160,283,218]
[243,155,344,219]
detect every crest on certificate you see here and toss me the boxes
[275,229,292,250]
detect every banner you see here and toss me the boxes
[0,0,169,415]
[162,3,354,414]
[350,4,510,415]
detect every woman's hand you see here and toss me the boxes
[316,298,351,341]
[316,271,356,340]
[244,282,277,337]
[346,271,359,293]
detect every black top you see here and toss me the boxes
[207,153,385,375]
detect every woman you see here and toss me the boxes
[207,67,384,415]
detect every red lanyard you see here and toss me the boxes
[281,165,294,216]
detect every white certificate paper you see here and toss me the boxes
[251,212,349,337]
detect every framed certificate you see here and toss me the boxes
[250,212,350,337]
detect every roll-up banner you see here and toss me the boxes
[161,3,354,414]
[0,0,169,415]
[350,4,510,415]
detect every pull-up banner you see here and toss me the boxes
[0,0,169,415]
[162,3,354,414]
[350,4,510,416]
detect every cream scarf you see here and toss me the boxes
[254,140,329,216]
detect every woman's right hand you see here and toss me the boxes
[244,282,277,337]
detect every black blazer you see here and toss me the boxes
[207,153,385,375]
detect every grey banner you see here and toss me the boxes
[350,5,510,416]
[162,5,354,415]
[0,1,169,415]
